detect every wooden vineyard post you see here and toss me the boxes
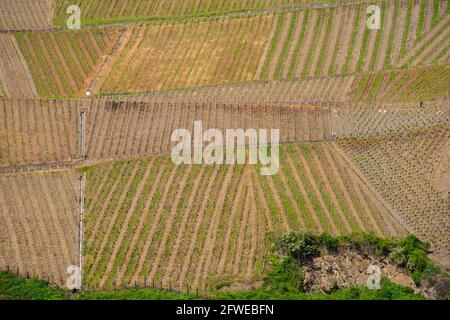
[79,110,86,158]
[78,173,85,291]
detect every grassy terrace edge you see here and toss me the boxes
[52,0,349,27]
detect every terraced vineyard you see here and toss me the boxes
[82,142,405,291]
[96,16,274,93]
[15,29,120,97]
[0,98,81,168]
[349,63,450,102]
[85,99,334,160]
[0,0,53,31]
[0,34,37,98]
[0,0,449,299]
[338,125,450,252]
[0,169,79,287]
[259,0,449,80]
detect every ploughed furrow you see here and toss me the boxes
[338,124,450,252]
[0,34,37,98]
[0,98,80,169]
[83,141,403,291]
[0,170,79,287]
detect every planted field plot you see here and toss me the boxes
[259,0,449,80]
[0,0,53,31]
[335,99,450,139]
[96,16,274,94]
[54,0,345,25]
[84,99,334,160]
[0,170,79,287]
[0,34,37,98]
[15,29,120,97]
[0,98,81,168]
[82,142,404,291]
[338,124,450,252]
[350,64,450,103]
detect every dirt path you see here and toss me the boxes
[90,28,130,95]
[99,160,155,287]
[95,26,138,94]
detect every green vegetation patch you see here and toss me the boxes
[0,271,66,300]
